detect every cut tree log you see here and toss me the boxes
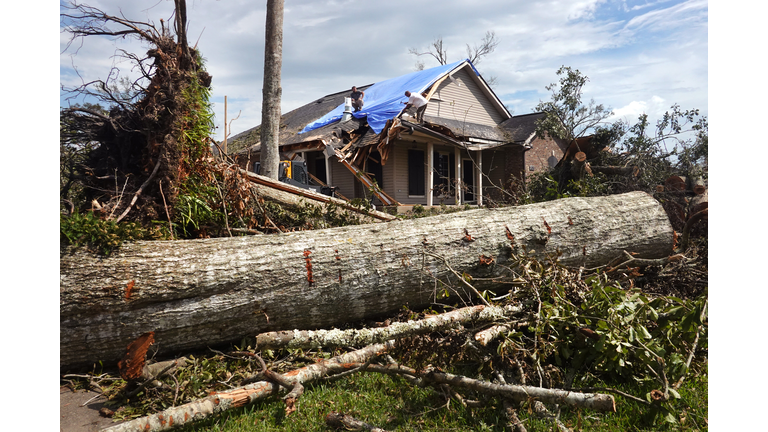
[665,175,688,192]
[691,175,706,195]
[60,191,674,370]
[570,151,592,179]
[689,189,708,216]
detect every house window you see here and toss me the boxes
[433,151,455,196]
[408,149,425,196]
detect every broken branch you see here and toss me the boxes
[340,363,616,412]
[325,412,390,432]
[101,342,395,431]
[255,304,521,350]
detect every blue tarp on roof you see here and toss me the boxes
[300,60,476,135]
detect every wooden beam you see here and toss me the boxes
[476,150,483,206]
[427,142,434,207]
[334,150,400,207]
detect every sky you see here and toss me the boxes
[58,0,709,143]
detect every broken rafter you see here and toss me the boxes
[333,149,400,206]
[241,167,396,221]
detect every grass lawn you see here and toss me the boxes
[177,364,707,431]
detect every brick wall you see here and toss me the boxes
[523,136,568,176]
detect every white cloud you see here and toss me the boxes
[610,95,667,122]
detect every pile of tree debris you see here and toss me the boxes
[64,228,706,431]
[60,191,707,431]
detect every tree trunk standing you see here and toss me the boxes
[259,0,284,179]
[60,192,673,370]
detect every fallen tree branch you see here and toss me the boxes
[101,342,395,431]
[604,250,686,273]
[115,157,162,223]
[126,358,185,399]
[248,353,304,415]
[325,412,390,432]
[255,304,522,350]
[474,321,529,346]
[673,299,707,390]
[532,401,570,432]
[675,208,707,253]
[341,363,616,412]
[423,250,491,306]
[566,386,649,405]
[503,399,527,432]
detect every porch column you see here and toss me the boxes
[427,142,434,207]
[324,153,333,186]
[454,146,461,205]
[476,150,483,206]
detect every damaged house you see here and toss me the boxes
[229,60,567,209]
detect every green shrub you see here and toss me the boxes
[60,211,167,255]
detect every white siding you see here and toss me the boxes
[390,143,428,205]
[427,68,506,126]
[329,161,358,200]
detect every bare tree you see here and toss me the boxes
[465,31,499,65]
[409,38,448,70]
[259,0,284,180]
[409,31,498,68]
[408,31,499,85]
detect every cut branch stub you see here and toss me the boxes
[665,175,687,192]
[118,332,155,381]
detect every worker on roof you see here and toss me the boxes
[350,86,364,112]
[400,91,428,122]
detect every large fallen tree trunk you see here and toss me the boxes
[60,191,673,370]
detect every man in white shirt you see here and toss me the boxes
[400,91,428,122]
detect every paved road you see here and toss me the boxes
[60,386,124,432]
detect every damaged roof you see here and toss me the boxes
[230,61,545,157]
[300,60,479,135]
[227,84,373,154]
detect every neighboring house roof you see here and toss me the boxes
[499,112,548,147]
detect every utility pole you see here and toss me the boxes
[223,95,228,156]
[259,0,284,179]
